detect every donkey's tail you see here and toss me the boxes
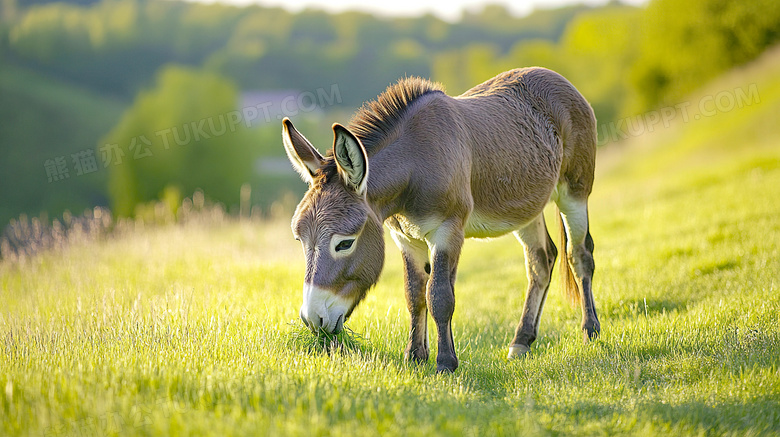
[557,207,581,305]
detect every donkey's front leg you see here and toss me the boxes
[393,231,431,363]
[426,224,464,373]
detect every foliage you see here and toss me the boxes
[630,0,780,111]
[430,2,643,124]
[4,0,591,104]
[101,65,259,217]
[8,0,244,97]
[0,63,125,226]
[558,7,641,123]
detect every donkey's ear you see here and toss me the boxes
[332,123,368,196]
[282,117,325,184]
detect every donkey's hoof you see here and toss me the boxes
[404,347,429,364]
[507,344,531,360]
[582,325,600,343]
[435,354,458,373]
[435,364,457,374]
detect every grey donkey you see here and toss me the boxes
[282,67,600,373]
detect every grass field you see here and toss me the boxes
[2,52,780,436]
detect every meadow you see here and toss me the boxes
[2,51,780,437]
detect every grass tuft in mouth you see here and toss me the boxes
[285,321,368,354]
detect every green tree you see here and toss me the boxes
[631,0,780,111]
[102,66,258,217]
[558,6,641,121]
[432,44,503,94]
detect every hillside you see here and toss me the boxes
[0,63,128,225]
[2,47,779,436]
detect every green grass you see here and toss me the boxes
[3,53,780,436]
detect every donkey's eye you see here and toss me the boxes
[335,239,355,252]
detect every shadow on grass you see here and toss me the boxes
[604,296,690,320]
[541,394,780,434]
[279,321,427,371]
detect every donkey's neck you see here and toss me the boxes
[363,129,433,221]
[356,91,450,222]
[364,142,412,221]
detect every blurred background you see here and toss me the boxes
[0,0,778,228]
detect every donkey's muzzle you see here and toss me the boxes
[300,283,350,334]
[300,311,345,334]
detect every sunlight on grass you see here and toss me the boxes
[3,50,780,437]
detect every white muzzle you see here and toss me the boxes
[300,283,351,333]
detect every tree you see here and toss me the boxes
[631,0,780,111]
[102,66,258,217]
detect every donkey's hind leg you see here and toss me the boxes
[557,190,600,341]
[508,214,557,359]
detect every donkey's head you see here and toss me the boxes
[282,118,385,334]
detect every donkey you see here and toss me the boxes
[282,67,600,373]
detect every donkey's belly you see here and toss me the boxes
[465,178,555,239]
[464,210,536,239]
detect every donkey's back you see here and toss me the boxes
[451,67,597,237]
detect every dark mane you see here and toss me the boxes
[348,77,444,153]
[313,77,444,186]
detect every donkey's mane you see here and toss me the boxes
[347,77,444,154]
[314,77,444,187]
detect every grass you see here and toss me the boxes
[2,53,780,436]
